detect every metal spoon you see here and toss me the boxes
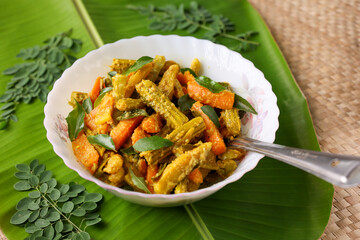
[228,137,360,188]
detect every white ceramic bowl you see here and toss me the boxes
[44,35,279,207]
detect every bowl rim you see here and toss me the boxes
[44,34,280,202]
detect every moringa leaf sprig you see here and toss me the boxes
[11,159,102,240]
[0,29,82,130]
[127,2,259,52]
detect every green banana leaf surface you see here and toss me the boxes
[0,0,334,239]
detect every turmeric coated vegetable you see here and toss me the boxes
[191,101,226,155]
[67,55,255,194]
[110,116,145,150]
[72,131,99,174]
[136,80,188,129]
[153,142,212,194]
[187,74,234,109]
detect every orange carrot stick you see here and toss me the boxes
[72,131,99,174]
[141,113,163,134]
[131,126,150,145]
[187,168,203,184]
[138,159,148,178]
[89,77,102,103]
[187,79,234,110]
[191,101,226,155]
[110,116,145,150]
[146,164,159,194]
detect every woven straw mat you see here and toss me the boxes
[248,0,360,239]
[1,0,359,239]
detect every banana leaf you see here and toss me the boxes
[0,0,333,239]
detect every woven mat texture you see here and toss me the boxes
[1,1,359,240]
[248,0,360,239]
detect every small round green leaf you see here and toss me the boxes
[29,159,39,170]
[65,191,78,198]
[85,213,100,220]
[50,189,61,201]
[45,211,60,222]
[33,164,46,176]
[69,184,85,193]
[28,175,39,187]
[72,208,86,217]
[35,218,50,228]
[39,170,52,183]
[40,206,48,218]
[84,193,102,203]
[40,183,48,193]
[28,201,39,211]
[28,209,40,223]
[62,222,73,233]
[57,195,70,203]
[47,178,57,189]
[62,201,74,213]
[53,233,63,240]
[10,210,32,225]
[44,225,55,239]
[71,195,85,205]
[81,202,97,211]
[75,231,90,240]
[16,197,33,211]
[40,199,48,207]
[14,181,32,191]
[14,171,32,180]
[59,184,70,194]
[55,220,63,233]
[25,224,41,234]
[15,164,30,172]
[28,191,41,198]
[85,218,101,227]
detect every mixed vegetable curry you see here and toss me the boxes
[67,56,256,194]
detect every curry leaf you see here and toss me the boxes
[178,94,196,111]
[10,210,32,225]
[116,109,149,121]
[122,56,153,76]
[133,136,173,152]
[195,76,226,93]
[128,168,151,194]
[180,68,197,77]
[66,101,85,141]
[82,97,93,114]
[234,94,257,114]
[94,87,113,108]
[108,71,117,79]
[87,134,116,151]
[201,105,220,128]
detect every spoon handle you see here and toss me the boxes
[228,137,360,187]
